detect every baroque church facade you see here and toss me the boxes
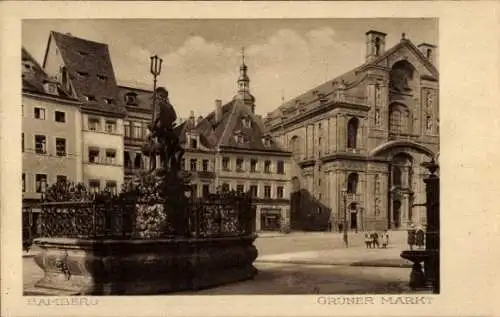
[265,30,439,231]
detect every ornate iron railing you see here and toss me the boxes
[31,190,255,240]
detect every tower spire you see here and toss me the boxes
[233,45,255,111]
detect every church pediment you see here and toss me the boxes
[373,42,438,80]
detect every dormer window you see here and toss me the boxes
[234,132,248,144]
[242,117,252,128]
[124,92,138,106]
[84,95,96,102]
[104,98,115,105]
[43,82,57,95]
[190,137,198,149]
[97,74,107,81]
[77,50,89,56]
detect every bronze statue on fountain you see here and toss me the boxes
[141,86,192,236]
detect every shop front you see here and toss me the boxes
[260,208,282,231]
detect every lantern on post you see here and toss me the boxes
[149,55,163,171]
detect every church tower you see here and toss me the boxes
[233,47,256,113]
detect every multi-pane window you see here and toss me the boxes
[105,120,117,133]
[56,175,67,184]
[236,184,245,193]
[277,186,284,199]
[56,138,66,156]
[191,184,198,197]
[250,185,258,198]
[22,133,24,152]
[202,184,210,198]
[222,183,230,192]
[277,160,285,174]
[202,160,209,172]
[105,180,117,194]
[250,159,257,173]
[264,160,271,173]
[34,107,45,120]
[222,157,230,171]
[35,135,47,154]
[123,121,131,138]
[106,149,116,165]
[132,124,142,139]
[55,111,66,123]
[35,174,47,193]
[236,158,244,172]
[89,179,100,193]
[190,159,197,172]
[181,158,186,170]
[264,185,272,198]
[88,148,100,163]
[88,117,100,131]
[22,173,26,192]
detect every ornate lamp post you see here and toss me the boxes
[341,189,349,248]
[149,54,163,171]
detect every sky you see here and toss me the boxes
[22,19,438,119]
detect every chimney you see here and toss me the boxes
[189,110,195,127]
[417,43,437,65]
[365,30,387,62]
[215,99,222,122]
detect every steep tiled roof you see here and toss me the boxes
[22,47,74,101]
[48,31,125,116]
[117,85,153,114]
[195,100,288,153]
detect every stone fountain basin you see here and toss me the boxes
[31,235,258,295]
[400,250,430,263]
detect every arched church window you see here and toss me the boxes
[390,104,411,134]
[289,136,302,158]
[389,60,415,93]
[347,118,359,149]
[392,166,402,187]
[347,173,359,194]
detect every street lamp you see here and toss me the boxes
[149,55,163,171]
[341,189,349,248]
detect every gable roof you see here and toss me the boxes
[22,47,75,101]
[46,31,126,116]
[193,100,288,153]
[270,38,438,119]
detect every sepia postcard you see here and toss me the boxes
[1,1,499,317]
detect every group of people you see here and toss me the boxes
[364,230,390,249]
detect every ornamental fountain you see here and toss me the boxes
[400,156,440,293]
[27,57,258,295]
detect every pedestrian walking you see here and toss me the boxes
[372,231,380,248]
[382,230,389,248]
[364,233,372,248]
